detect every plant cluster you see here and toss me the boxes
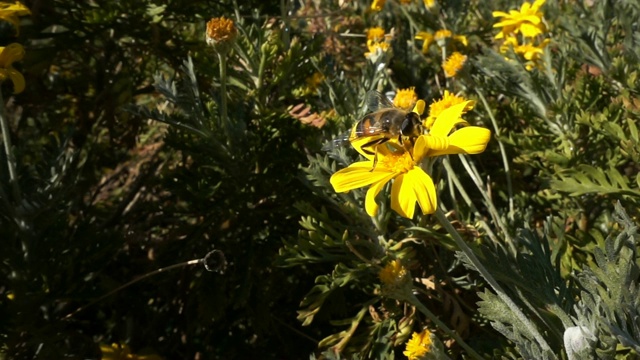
[1,0,640,359]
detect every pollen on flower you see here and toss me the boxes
[443,51,467,78]
[379,151,414,174]
[379,260,409,287]
[403,329,433,360]
[206,16,237,46]
[393,87,418,110]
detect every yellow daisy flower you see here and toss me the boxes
[425,90,474,129]
[379,260,409,287]
[206,16,237,52]
[371,0,386,11]
[0,43,25,94]
[393,87,418,110]
[443,51,467,78]
[0,1,30,35]
[415,31,434,54]
[403,329,433,360]
[424,0,436,9]
[493,0,546,39]
[330,101,490,218]
[367,27,386,42]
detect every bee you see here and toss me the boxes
[348,91,424,169]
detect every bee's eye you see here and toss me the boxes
[401,113,421,135]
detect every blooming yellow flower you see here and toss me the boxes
[0,1,30,35]
[371,0,386,11]
[100,343,163,360]
[434,29,452,43]
[403,329,433,360]
[0,43,25,94]
[367,27,386,42]
[415,31,434,54]
[205,16,237,51]
[493,0,546,39]
[393,87,418,110]
[365,39,390,59]
[424,0,436,8]
[425,90,474,129]
[379,260,409,287]
[330,100,490,218]
[443,51,467,78]
[500,36,549,70]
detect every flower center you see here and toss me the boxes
[380,151,414,173]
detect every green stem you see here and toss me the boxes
[475,89,514,220]
[406,293,482,360]
[434,208,554,356]
[217,52,230,140]
[0,89,21,203]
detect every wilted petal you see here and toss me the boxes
[428,127,491,156]
[330,161,394,192]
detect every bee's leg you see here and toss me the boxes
[370,147,379,172]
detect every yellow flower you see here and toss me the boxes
[415,31,434,54]
[500,36,549,70]
[379,260,409,287]
[443,51,467,78]
[425,90,473,129]
[205,16,237,51]
[367,27,386,42]
[393,87,418,110]
[0,43,25,94]
[434,29,452,42]
[493,0,546,39]
[371,0,386,11]
[100,343,163,360]
[365,39,390,59]
[330,101,490,218]
[0,1,30,35]
[424,0,436,8]
[403,329,433,360]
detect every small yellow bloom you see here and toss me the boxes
[500,36,549,70]
[0,1,30,35]
[365,39,390,59]
[425,90,473,129]
[100,343,163,360]
[403,329,433,360]
[424,0,436,8]
[371,0,386,11]
[434,29,452,41]
[415,31,434,54]
[379,260,409,287]
[493,0,546,39]
[330,100,490,218]
[443,51,467,78]
[205,16,237,49]
[0,43,25,94]
[393,87,418,110]
[367,27,386,42]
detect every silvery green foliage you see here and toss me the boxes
[473,202,640,359]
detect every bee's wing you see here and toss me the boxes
[365,90,395,113]
[321,129,352,152]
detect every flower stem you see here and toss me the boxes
[434,208,554,355]
[217,52,230,141]
[475,89,514,219]
[0,89,21,204]
[406,293,483,360]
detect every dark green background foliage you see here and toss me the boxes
[2,0,640,359]
[0,0,331,358]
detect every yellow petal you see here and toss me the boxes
[391,174,416,218]
[412,99,425,116]
[406,168,437,214]
[7,67,24,93]
[365,177,390,216]
[330,162,394,192]
[427,127,491,156]
[429,101,472,137]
